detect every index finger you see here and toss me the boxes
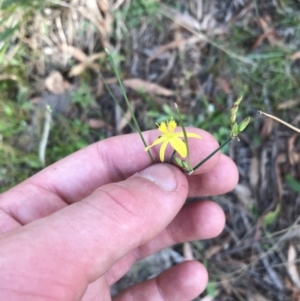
[27,128,220,202]
[0,128,221,227]
[2,128,219,201]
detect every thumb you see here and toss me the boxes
[0,164,188,296]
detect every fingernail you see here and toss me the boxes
[139,164,177,191]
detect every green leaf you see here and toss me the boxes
[162,104,174,116]
[206,281,217,297]
[286,175,300,193]
[263,204,281,226]
[0,24,20,42]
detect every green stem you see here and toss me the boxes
[191,137,232,172]
[168,150,176,164]
[174,103,192,171]
[98,71,135,132]
[106,49,154,163]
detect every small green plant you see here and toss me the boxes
[0,99,41,191]
[116,0,159,30]
[71,83,95,109]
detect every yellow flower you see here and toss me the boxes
[145,119,201,162]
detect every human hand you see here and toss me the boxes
[0,128,238,301]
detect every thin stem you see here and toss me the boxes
[174,103,192,171]
[258,111,300,134]
[192,137,232,172]
[106,49,155,163]
[98,71,135,132]
[168,150,176,164]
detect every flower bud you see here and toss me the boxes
[230,104,239,116]
[229,96,243,119]
[230,113,236,124]
[173,157,192,172]
[231,122,239,137]
[238,117,251,132]
[234,96,243,106]
[173,156,185,168]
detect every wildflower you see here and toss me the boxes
[145,119,201,162]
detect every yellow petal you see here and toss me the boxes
[159,140,168,162]
[169,137,187,158]
[145,135,167,151]
[186,132,202,139]
[174,132,201,139]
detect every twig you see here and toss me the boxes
[258,111,300,134]
[39,105,52,167]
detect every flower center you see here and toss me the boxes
[167,120,177,133]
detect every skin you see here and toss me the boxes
[0,128,238,301]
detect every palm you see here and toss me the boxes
[0,130,238,300]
